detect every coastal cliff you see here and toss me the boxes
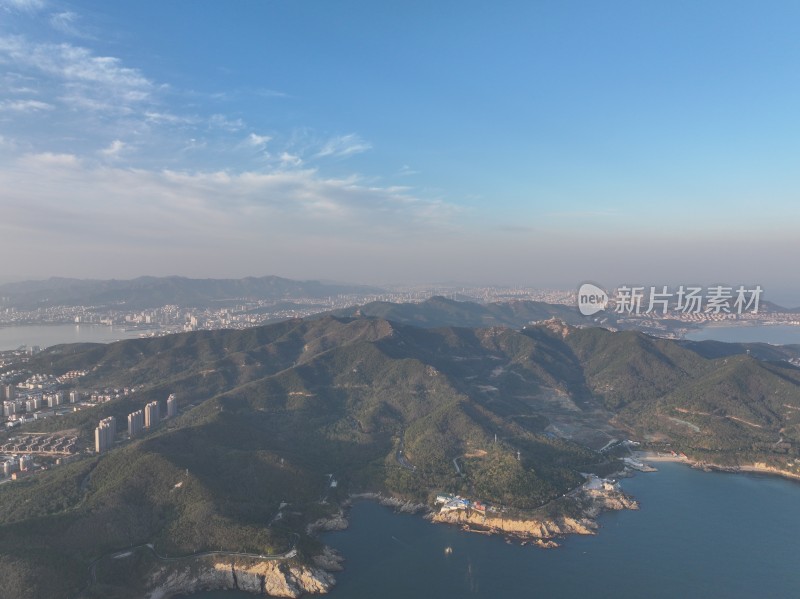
[144,556,338,599]
[431,487,638,546]
[641,452,800,483]
[431,509,596,544]
[581,486,639,517]
[698,461,800,481]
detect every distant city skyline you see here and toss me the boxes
[1,1,799,298]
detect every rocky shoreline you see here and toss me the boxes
[144,494,428,599]
[140,481,638,597]
[429,484,638,547]
[128,453,800,598]
[635,451,800,483]
[145,556,338,599]
[347,492,430,514]
[695,460,800,481]
[305,493,429,537]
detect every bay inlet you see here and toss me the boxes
[0,323,144,351]
[179,462,800,599]
[685,323,800,345]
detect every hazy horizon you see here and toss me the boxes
[1,272,799,308]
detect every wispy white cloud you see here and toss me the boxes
[279,152,303,167]
[397,164,420,177]
[245,133,271,147]
[144,110,195,125]
[57,90,119,113]
[48,11,91,38]
[17,151,79,167]
[179,138,208,153]
[184,86,289,105]
[0,134,17,149]
[0,37,151,91]
[0,152,459,247]
[0,0,46,13]
[0,35,154,116]
[0,98,53,111]
[316,133,372,158]
[1,71,40,94]
[99,139,126,159]
[0,31,380,180]
[0,14,450,265]
[209,113,244,132]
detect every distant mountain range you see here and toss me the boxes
[3,276,796,319]
[0,275,384,309]
[328,295,586,327]
[328,295,800,334]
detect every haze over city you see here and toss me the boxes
[2,0,799,302]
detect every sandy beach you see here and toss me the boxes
[632,451,689,463]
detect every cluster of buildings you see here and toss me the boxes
[1,365,142,428]
[56,370,88,384]
[435,494,490,515]
[3,390,81,423]
[3,389,83,427]
[0,286,583,334]
[95,394,179,454]
[1,370,25,389]
[16,373,58,390]
[2,454,33,478]
[581,475,622,492]
[1,433,78,455]
[87,387,139,404]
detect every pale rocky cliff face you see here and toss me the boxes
[312,546,345,572]
[431,509,597,539]
[430,487,638,546]
[145,556,335,599]
[540,318,572,339]
[582,488,639,517]
[306,511,349,535]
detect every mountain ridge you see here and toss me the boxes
[0,275,384,309]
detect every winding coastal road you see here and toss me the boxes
[395,433,416,471]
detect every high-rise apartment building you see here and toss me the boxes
[128,409,144,438]
[144,401,160,428]
[166,394,178,418]
[94,416,116,453]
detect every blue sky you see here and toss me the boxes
[1,0,799,298]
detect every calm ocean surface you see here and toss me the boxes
[180,462,800,599]
[685,323,800,345]
[0,323,143,351]
[4,321,797,353]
